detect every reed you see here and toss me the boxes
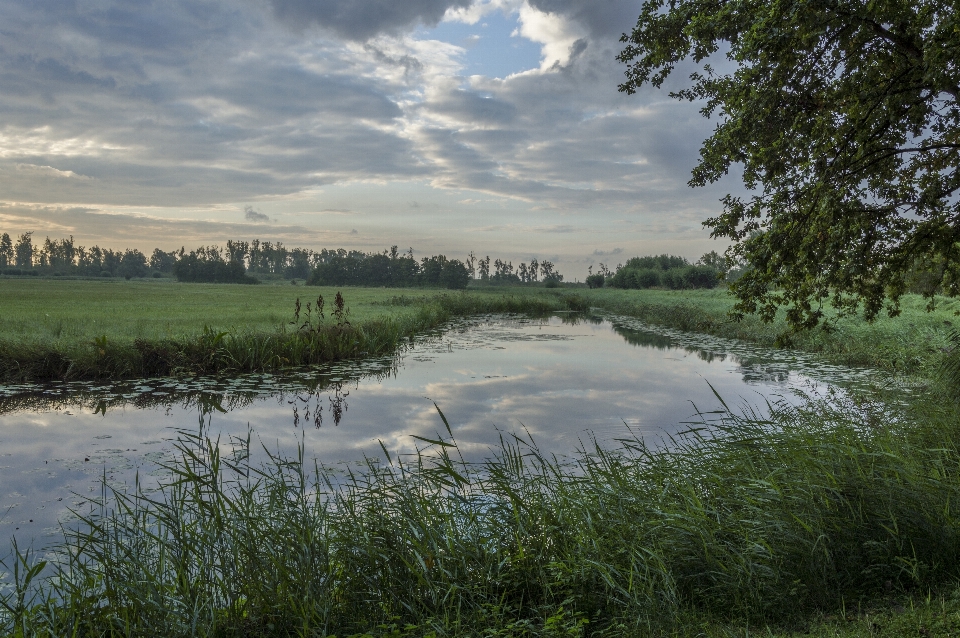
[0,291,585,383]
[4,389,960,637]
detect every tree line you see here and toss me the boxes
[0,232,565,289]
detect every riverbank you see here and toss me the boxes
[0,279,574,382]
[3,279,957,383]
[4,391,960,637]
[3,279,960,636]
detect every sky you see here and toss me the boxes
[0,0,743,279]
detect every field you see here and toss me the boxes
[3,277,960,637]
[0,278,443,342]
[2,278,957,381]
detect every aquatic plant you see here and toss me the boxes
[3,391,959,637]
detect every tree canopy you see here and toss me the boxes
[618,0,960,329]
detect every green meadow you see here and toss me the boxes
[1,278,957,382]
[3,277,960,637]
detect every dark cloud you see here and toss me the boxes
[527,0,644,36]
[593,248,623,256]
[269,0,473,40]
[244,206,271,222]
[429,89,517,126]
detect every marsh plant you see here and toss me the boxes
[0,289,591,384]
[3,390,960,637]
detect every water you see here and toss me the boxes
[0,313,888,546]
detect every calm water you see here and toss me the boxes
[0,314,886,546]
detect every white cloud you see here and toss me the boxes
[0,0,738,278]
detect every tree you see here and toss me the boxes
[14,232,33,268]
[149,248,177,273]
[619,0,960,329]
[0,233,12,268]
[118,249,149,279]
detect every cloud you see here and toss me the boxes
[244,206,271,223]
[0,203,338,249]
[269,0,473,40]
[592,247,623,256]
[16,163,90,179]
[0,0,737,280]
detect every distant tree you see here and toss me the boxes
[286,248,312,279]
[439,259,470,290]
[466,251,477,278]
[609,254,717,290]
[539,260,561,283]
[624,254,689,271]
[14,232,33,268]
[226,240,249,265]
[478,256,491,281]
[118,249,149,279]
[149,248,177,273]
[42,236,76,270]
[0,233,12,268]
[586,273,605,289]
[173,247,258,284]
[101,249,122,276]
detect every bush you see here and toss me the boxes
[661,268,684,289]
[681,265,720,289]
[633,268,661,288]
[586,273,605,289]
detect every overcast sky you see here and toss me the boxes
[0,0,742,278]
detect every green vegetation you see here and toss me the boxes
[0,232,566,288]
[619,0,960,330]
[579,287,960,377]
[606,254,720,290]
[172,247,259,284]
[4,389,960,636]
[307,250,470,289]
[4,280,960,635]
[1,279,959,382]
[0,279,580,383]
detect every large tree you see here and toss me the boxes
[618,0,960,329]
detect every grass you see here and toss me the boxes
[0,279,442,342]
[4,277,960,636]
[3,278,958,382]
[0,280,574,383]
[3,390,960,636]
[572,288,960,378]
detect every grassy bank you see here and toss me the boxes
[571,288,959,378]
[0,280,575,383]
[4,278,958,382]
[4,280,960,635]
[4,394,960,637]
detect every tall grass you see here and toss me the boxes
[4,389,960,637]
[0,291,583,383]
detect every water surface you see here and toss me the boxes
[0,314,886,546]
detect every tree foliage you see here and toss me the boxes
[608,254,720,289]
[619,0,960,328]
